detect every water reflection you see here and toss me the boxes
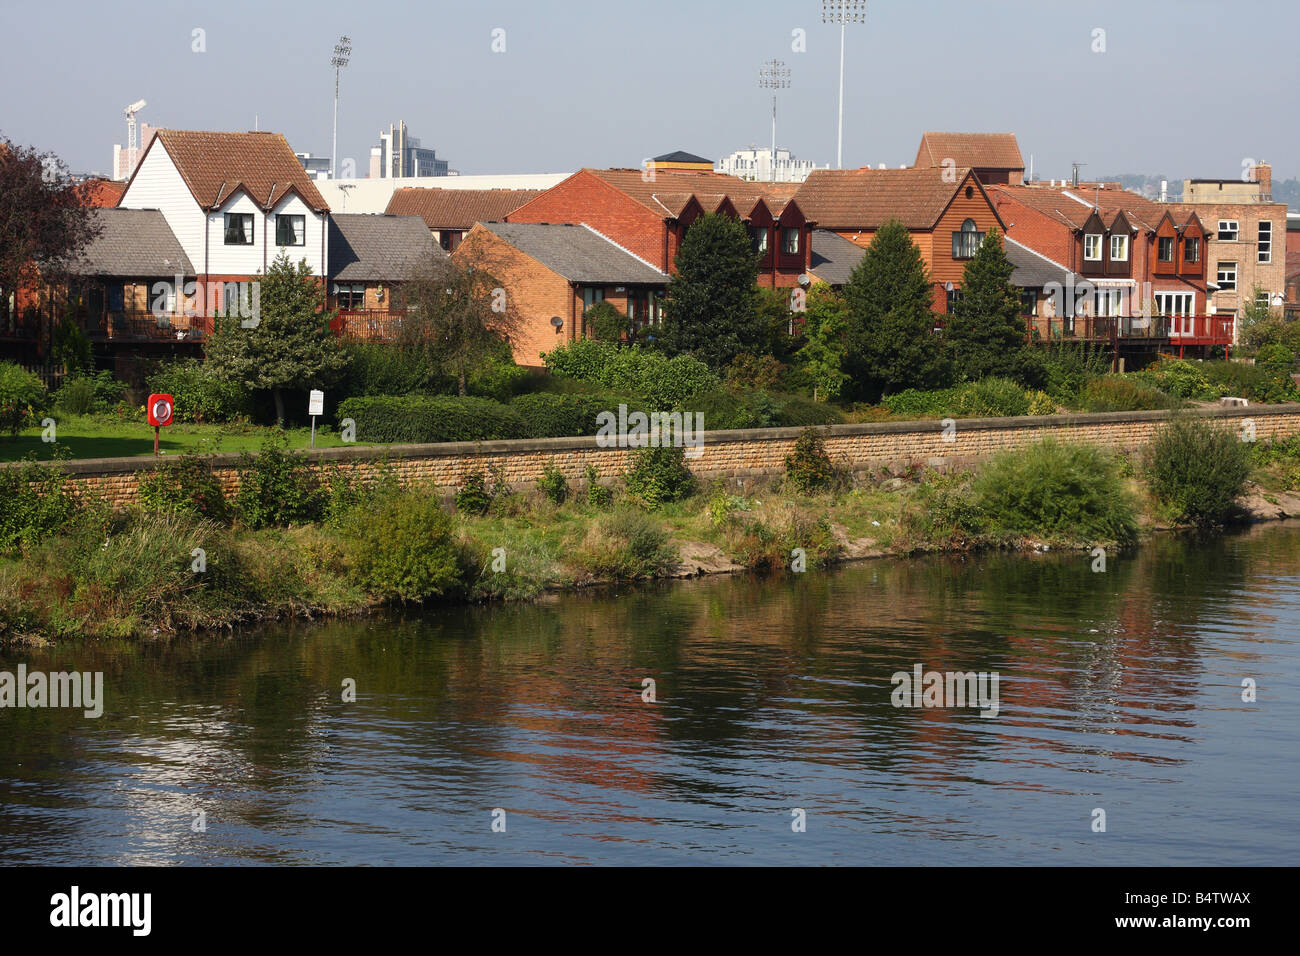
[1,523,1297,864]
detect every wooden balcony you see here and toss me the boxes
[1026,314,1234,348]
[331,309,407,342]
[81,310,212,342]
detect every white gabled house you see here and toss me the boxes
[118,129,331,315]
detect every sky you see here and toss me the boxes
[1,0,1297,183]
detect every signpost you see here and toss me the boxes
[146,393,174,456]
[308,390,325,448]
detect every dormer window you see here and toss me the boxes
[1184,237,1200,263]
[1157,236,1174,262]
[1083,234,1102,261]
[1110,234,1129,261]
[224,213,253,245]
[952,218,983,259]
[276,214,305,246]
[782,227,800,255]
[749,226,768,254]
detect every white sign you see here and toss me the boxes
[308,390,325,417]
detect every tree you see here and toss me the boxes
[796,284,850,401]
[204,253,348,424]
[585,301,631,344]
[395,244,522,395]
[842,219,949,400]
[657,213,764,369]
[0,137,100,325]
[1240,283,1281,354]
[944,227,1030,381]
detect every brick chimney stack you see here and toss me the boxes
[1255,161,1272,200]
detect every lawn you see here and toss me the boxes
[0,415,367,462]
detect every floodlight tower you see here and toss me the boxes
[331,35,352,179]
[821,1,866,169]
[758,59,791,183]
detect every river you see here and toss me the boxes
[2,524,1297,865]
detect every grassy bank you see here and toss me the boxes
[3,422,1298,643]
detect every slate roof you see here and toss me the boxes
[808,230,865,286]
[653,150,714,165]
[794,166,978,230]
[66,208,193,276]
[384,187,543,229]
[328,214,443,282]
[478,222,668,284]
[1005,237,1080,288]
[140,129,329,212]
[915,132,1024,172]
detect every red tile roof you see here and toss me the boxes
[992,183,1173,232]
[384,187,543,229]
[142,129,329,212]
[74,178,126,208]
[793,166,977,230]
[584,168,792,218]
[915,132,1024,172]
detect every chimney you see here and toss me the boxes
[1255,162,1272,200]
[1160,179,1168,202]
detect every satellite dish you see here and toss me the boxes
[945,282,954,292]
[550,316,564,329]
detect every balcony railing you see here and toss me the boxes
[1026,314,1233,346]
[332,309,407,342]
[81,310,212,342]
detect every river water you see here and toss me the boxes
[2,524,1297,865]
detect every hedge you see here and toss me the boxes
[337,395,528,444]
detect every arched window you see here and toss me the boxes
[953,218,984,259]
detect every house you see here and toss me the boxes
[452,221,669,366]
[807,229,866,287]
[1003,237,1088,340]
[1170,164,1288,323]
[325,213,442,341]
[914,132,1025,186]
[989,182,1227,355]
[117,129,331,315]
[505,168,814,288]
[383,187,543,251]
[794,165,1005,313]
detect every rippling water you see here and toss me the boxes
[2,524,1298,865]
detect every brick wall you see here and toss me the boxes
[12,404,1300,508]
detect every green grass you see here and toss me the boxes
[0,415,367,462]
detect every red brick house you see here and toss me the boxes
[505,168,814,288]
[794,165,1006,313]
[384,187,542,252]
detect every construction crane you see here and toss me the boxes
[124,99,147,176]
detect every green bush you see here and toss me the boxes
[510,392,611,438]
[52,371,128,416]
[137,456,230,523]
[773,393,845,426]
[725,353,786,391]
[574,508,678,579]
[784,427,837,493]
[1041,342,1111,403]
[340,491,462,601]
[337,394,527,444]
[52,316,93,373]
[0,457,78,552]
[468,358,535,403]
[880,387,962,418]
[973,440,1138,544]
[584,302,630,343]
[957,378,1030,418]
[1079,377,1171,412]
[623,445,695,506]
[234,437,325,528]
[338,342,447,399]
[1201,361,1299,404]
[148,359,253,424]
[455,472,492,515]
[543,339,719,408]
[1143,357,1217,400]
[1027,390,1057,415]
[0,362,47,437]
[585,464,613,507]
[1146,417,1252,527]
[1256,344,1296,369]
[539,461,569,504]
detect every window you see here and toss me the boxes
[1217,219,1238,241]
[1093,288,1123,317]
[1257,290,1271,307]
[749,226,768,254]
[1157,236,1175,262]
[1216,261,1237,291]
[1183,237,1200,264]
[1258,221,1272,263]
[952,219,984,259]
[582,287,605,310]
[332,282,366,310]
[1083,233,1102,261]
[275,214,305,246]
[946,288,963,314]
[1110,234,1129,261]
[224,213,253,245]
[1020,288,1038,316]
[782,227,800,255]
[1154,292,1194,316]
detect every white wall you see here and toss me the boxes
[314,172,572,214]
[118,143,205,274]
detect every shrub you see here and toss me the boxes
[1257,344,1296,371]
[148,359,253,424]
[574,509,678,579]
[773,393,845,426]
[585,464,613,507]
[683,388,768,430]
[584,301,630,343]
[880,387,962,418]
[137,456,230,523]
[898,473,987,552]
[53,370,129,416]
[725,353,786,391]
[1027,390,1057,415]
[510,392,610,438]
[1146,417,1252,527]
[0,457,78,552]
[1041,342,1111,403]
[539,461,569,504]
[1079,377,1171,412]
[1201,361,1299,404]
[784,427,837,493]
[340,492,462,601]
[0,362,47,437]
[1144,357,1217,400]
[455,472,493,515]
[972,440,1138,544]
[234,437,325,528]
[336,394,527,444]
[623,445,695,506]
[468,358,534,403]
[957,377,1030,418]
[339,342,447,399]
[542,339,719,408]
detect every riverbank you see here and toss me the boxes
[4,427,1300,644]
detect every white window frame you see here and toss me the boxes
[1216,261,1237,291]
[1093,288,1123,317]
[1258,221,1272,264]
[1109,234,1129,261]
[1217,219,1239,241]
[1083,233,1102,261]
[1154,292,1194,316]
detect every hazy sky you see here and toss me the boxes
[2,0,1297,182]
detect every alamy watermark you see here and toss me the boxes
[891,663,1000,718]
[595,404,705,459]
[0,666,103,718]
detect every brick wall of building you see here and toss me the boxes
[13,405,1300,508]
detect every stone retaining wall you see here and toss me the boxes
[8,404,1300,507]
